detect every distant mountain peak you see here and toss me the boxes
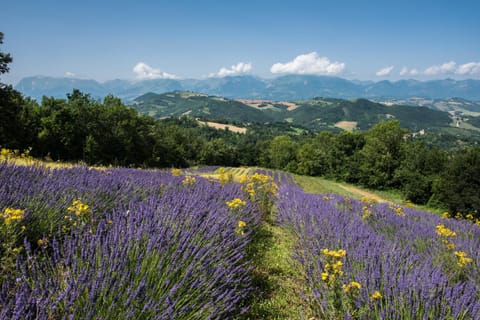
[14,75,480,102]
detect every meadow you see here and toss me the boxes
[1,159,479,319]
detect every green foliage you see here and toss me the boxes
[0,32,12,76]
[358,120,406,189]
[433,147,480,217]
[394,141,447,204]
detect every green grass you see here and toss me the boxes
[240,217,311,319]
[292,174,357,198]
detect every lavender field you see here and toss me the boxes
[1,162,480,319]
[277,179,480,319]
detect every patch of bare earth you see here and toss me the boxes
[196,120,247,134]
[338,184,388,203]
[334,121,357,131]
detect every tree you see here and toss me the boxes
[0,32,38,150]
[433,147,480,217]
[358,120,407,189]
[394,140,446,204]
[267,135,297,170]
[0,32,12,77]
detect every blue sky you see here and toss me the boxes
[2,0,480,84]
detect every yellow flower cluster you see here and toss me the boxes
[370,290,382,301]
[67,200,90,217]
[241,173,278,199]
[236,220,247,235]
[441,212,451,219]
[2,208,25,226]
[322,248,347,259]
[342,281,362,294]
[182,175,196,186]
[321,248,346,286]
[171,168,182,176]
[226,198,247,209]
[0,148,10,158]
[454,251,473,268]
[389,204,406,217]
[436,224,457,250]
[361,197,377,220]
[436,224,457,238]
[217,167,233,185]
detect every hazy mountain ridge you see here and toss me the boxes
[15,75,480,102]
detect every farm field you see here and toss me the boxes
[1,162,479,319]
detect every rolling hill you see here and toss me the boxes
[130,91,455,132]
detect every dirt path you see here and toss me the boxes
[338,184,389,203]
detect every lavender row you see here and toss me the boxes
[0,163,258,319]
[277,184,480,319]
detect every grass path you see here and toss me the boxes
[240,213,312,319]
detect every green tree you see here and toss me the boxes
[394,140,447,204]
[433,147,480,217]
[0,32,12,76]
[358,120,407,189]
[0,32,39,150]
[267,135,297,170]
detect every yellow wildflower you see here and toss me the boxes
[343,281,362,294]
[454,251,473,268]
[171,168,182,176]
[238,220,247,228]
[441,212,450,219]
[67,200,90,217]
[436,224,457,238]
[322,248,347,259]
[321,272,329,281]
[370,291,382,301]
[226,198,246,209]
[395,207,406,217]
[182,175,196,186]
[2,208,25,225]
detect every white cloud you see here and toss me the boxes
[270,52,345,75]
[211,62,253,77]
[376,65,394,77]
[455,62,480,75]
[65,71,76,77]
[424,61,456,76]
[399,67,419,77]
[133,62,177,80]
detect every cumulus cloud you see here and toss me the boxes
[455,62,480,75]
[399,67,419,77]
[133,62,177,80]
[65,71,76,77]
[375,65,394,77]
[424,61,456,76]
[270,52,345,75]
[211,62,253,77]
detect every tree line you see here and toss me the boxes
[1,32,479,217]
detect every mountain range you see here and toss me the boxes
[15,75,480,102]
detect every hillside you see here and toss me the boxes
[130,91,455,132]
[15,75,480,102]
[131,91,272,123]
